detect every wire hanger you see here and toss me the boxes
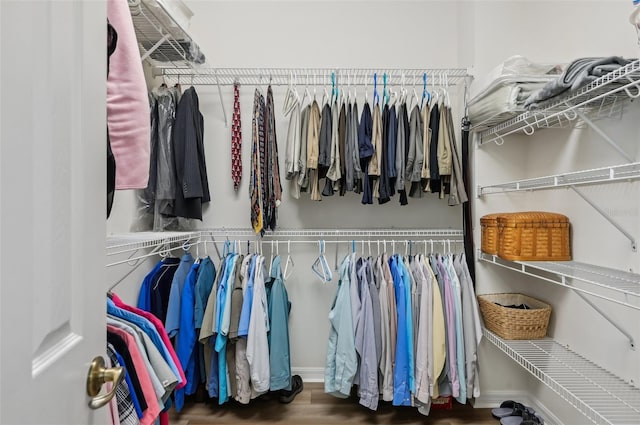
[312,240,332,284]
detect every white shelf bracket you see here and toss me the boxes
[570,185,637,252]
[576,111,634,163]
[572,290,636,350]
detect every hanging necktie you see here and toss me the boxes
[231,82,242,191]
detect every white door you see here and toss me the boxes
[0,1,109,424]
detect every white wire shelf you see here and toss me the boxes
[157,67,472,87]
[484,329,640,425]
[202,228,464,238]
[478,59,640,146]
[479,162,640,196]
[129,0,205,69]
[106,229,463,266]
[479,253,640,310]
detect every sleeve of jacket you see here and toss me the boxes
[412,108,424,182]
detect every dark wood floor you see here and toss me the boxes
[170,383,497,424]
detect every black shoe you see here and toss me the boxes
[278,375,303,404]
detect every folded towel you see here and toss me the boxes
[524,56,633,109]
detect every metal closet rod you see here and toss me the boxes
[155,67,473,86]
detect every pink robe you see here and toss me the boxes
[107,0,150,189]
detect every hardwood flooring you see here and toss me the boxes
[170,383,497,424]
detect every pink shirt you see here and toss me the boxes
[107,0,150,190]
[111,293,186,389]
[107,326,160,425]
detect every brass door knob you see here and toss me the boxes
[86,356,124,409]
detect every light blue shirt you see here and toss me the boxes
[165,253,195,338]
[238,255,257,337]
[325,255,357,398]
[391,256,411,406]
[399,258,415,395]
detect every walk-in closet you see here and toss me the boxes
[1,1,639,425]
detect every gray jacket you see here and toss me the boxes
[406,105,424,183]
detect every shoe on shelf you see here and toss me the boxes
[278,375,303,404]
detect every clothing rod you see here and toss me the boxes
[156,67,473,87]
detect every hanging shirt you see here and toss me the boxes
[414,254,434,406]
[391,256,411,406]
[215,254,239,404]
[437,255,458,398]
[325,255,357,399]
[246,255,270,395]
[112,293,186,390]
[338,104,347,195]
[407,105,424,198]
[421,102,432,191]
[283,88,301,180]
[295,104,310,197]
[107,298,183,388]
[238,255,257,338]
[164,253,195,338]
[359,103,373,204]
[145,257,180,322]
[429,103,441,194]
[387,104,398,197]
[445,255,467,404]
[429,255,448,398]
[377,104,390,204]
[266,256,292,391]
[107,329,160,425]
[107,342,141,424]
[307,100,322,201]
[376,256,393,402]
[173,262,200,411]
[355,258,379,410]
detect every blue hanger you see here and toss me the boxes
[331,72,336,103]
[351,240,356,253]
[421,72,430,108]
[373,73,379,105]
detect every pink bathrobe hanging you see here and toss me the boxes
[107,0,150,189]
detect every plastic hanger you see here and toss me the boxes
[322,71,330,106]
[421,72,431,109]
[383,73,389,105]
[283,240,294,281]
[311,240,332,283]
[373,73,380,105]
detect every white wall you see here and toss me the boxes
[107,1,640,423]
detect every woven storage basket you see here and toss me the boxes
[480,213,503,255]
[498,211,571,261]
[478,293,551,340]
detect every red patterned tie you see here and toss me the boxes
[231,82,242,191]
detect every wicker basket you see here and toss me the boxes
[478,293,552,340]
[480,213,502,255]
[497,212,571,261]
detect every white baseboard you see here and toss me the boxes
[291,367,325,382]
[474,390,564,425]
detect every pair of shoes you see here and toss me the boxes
[492,400,543,425]
[278,375,303,404]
